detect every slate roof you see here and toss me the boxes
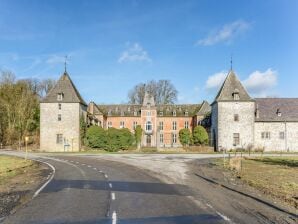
[42,72,87,105]
[255,98,298,122]
[96,101,211,117]
[214,70,252,103]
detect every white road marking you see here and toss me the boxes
[216,211,231,222]
[70,160,74,162]
[33,160,55,198]
[82,163,86,166]
[109,183,113,188]
[111,192,115,200]
[112,211,117,224]
[93,167,97,170]
[76,162,79,164]
[104,174,108,178]
[88,165,92,168]
[99,170,103,173]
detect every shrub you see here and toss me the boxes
[134,125,142,149]
[193,125,209,145]
[179,128,191,147]
[85,126,107,148]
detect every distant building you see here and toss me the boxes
[87,91,211,148]
[40,71,87,152]
[211,70,298,152]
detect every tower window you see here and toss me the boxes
[234,114,239,122]
[233,133,240,146]
[56,134,63,144]
[58,114,61,121]
[145,121,152,131]
[232,89,240,100]
[57,93,64,101]
[277,109,282,117]
[58,104,61,110]
[279,132,285,139]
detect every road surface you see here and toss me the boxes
[0,152,297,224]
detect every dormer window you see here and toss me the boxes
[121,111,124,116]
[57,93,64,101]
[147,102,151,108]
[134,111,137,116]
[232,89,240,100]
[159,111,163,116]
[185,111,188,116]
[127,107,131,112]
[173,111,176,116]
[277,109,282,117]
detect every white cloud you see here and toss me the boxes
[118,42,151,63]
[205,71,227,90]
[46,55,66,64]
[197,20,250,46]
[242,68,277,97]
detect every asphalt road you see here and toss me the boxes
[2,154,226,224]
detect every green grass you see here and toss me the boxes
[0,156,34,184]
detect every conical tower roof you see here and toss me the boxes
[214,70,252,102]
[42,72,87,106]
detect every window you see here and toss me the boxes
[277,109,282,117]
[120,121,125,128]
[160,133,164,143]
[145,121,152,131]
[172,133,177,143]
[184,121,189,129]
[232,89,240,100]
[279,132,285,139]
[173,111,176,116]
[56,134,63,144]
[159,111,163,116]
[108,121,112,128]
[108,110,112,116]
[233,133,240,146]
[172,121,177,130]
[234,114,239,122]
[261,132,270,139]
[134,111,138,116]
[133,121,137,130]
[159,121,164,131]
[121,111,124,116]
[127,107,131,112]
[146,111,151,116]
[185,111,188,116]
[58,103,61,110]
[57,93,64,101]
[58,114,61,121]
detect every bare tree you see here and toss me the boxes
[128,80,178,104]
[39,79,56,98]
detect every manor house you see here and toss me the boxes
[40,69,298,152]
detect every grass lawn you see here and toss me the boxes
[236,156,298,208]
[0,156,36,187]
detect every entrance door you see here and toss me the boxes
[146,135,151,147]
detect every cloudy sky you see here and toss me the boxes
[0,0,297,103]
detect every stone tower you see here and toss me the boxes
[40,71,87,152]
[211,70,255,151]
[141,91,157,147]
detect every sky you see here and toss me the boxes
[0,0,297,104]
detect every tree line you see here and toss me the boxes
[0,70,55,148]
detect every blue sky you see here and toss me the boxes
[0,0,297,104]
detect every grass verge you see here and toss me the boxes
[219,156,298,208]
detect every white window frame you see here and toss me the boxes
[160,133,164,144]
[120,121,125,128]
[108,121,112,128]
[184,121,189,129]
[57,93,63,101]
[56,134,63,144]
[159,121,164,131]
[172,121,177,130]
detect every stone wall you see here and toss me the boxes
[40,103,82,152]
[217,101,255,150]
[254,122,298,151]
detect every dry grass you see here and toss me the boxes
[0,156,40,192]
[239,157,298,208]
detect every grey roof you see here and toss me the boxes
[196,101,211,116]
[256,98,298,122]
[97,104,142,117]
[214,70,252,102]
[42,72,87,105]
[96,102,211,117]
[143,91,155,106]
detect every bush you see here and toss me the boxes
[193,125,209,145]
[85,126,134,152]
[85,126,107,148]
[179,128,191,147]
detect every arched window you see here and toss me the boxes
[145,121,152,131]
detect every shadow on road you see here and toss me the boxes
[42,179,193,196]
